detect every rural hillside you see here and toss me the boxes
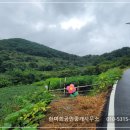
[0,38,130,87]
[0,38,128,129]
[1,1,130,129]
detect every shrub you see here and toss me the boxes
[33,75,98,90]
[45,78,62,89]
[3,101,48,129]
[93,68,123,92]
[2,88,54,129]
[0,75,12,88]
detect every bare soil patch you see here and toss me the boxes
[39,92,108,130]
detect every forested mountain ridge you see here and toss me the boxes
[83,47,130,64]
[0,38,130,87]
[0,38,80,60]
[1,38,130,65]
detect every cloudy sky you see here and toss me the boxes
[0,0,130,56]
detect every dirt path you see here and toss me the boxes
[39,92,108,130]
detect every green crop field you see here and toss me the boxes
[0,85,44,125]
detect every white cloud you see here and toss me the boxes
[60,15,95,30]
[60,18,86,30]
[31,22,44,32]
[48,24,57,29]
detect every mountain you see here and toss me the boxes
[1,38,130,66]
[83,47,130,65]
[101,47,130,59]
[0,38,80,61]
[1,38,130,87]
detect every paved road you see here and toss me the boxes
[115,69,130,129]
[97,69,130,130]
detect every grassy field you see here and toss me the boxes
[0,85,44,125]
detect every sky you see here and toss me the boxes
[0,0,130,56]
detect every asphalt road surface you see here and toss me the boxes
[115,69,130,129]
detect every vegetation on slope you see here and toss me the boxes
[0,38,130,88]
[0,68,122,129]
[1,86,54,129]
[0,38,127,129]
[0,38,80,60]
